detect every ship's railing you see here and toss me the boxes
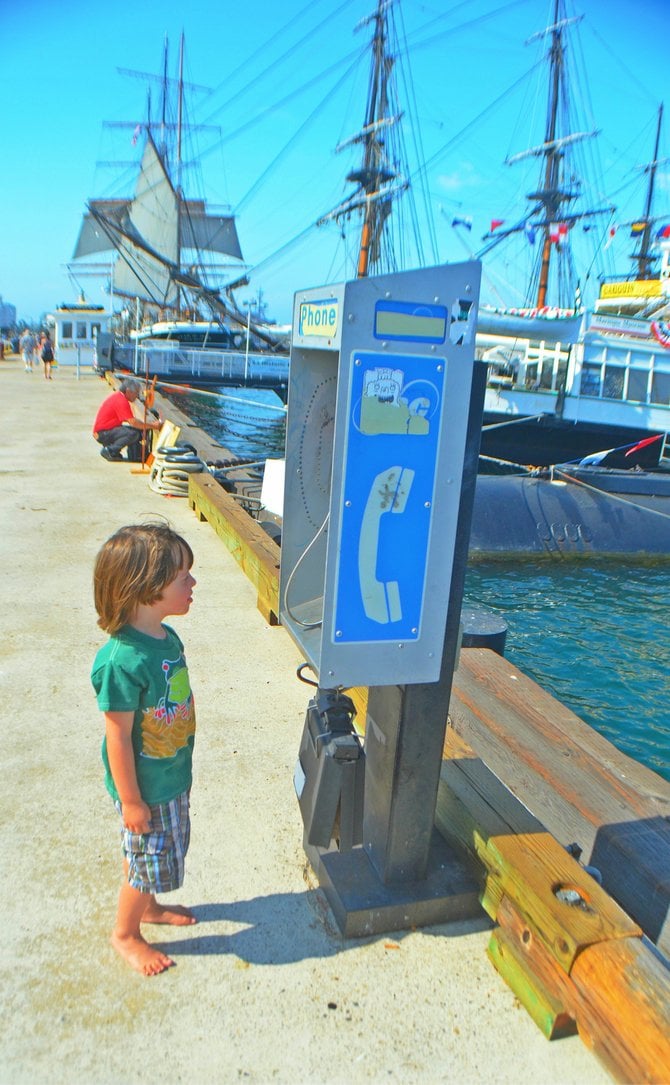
[115,343,290,385]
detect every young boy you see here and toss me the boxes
[92,523,197,976]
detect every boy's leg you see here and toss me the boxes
[142,897,196,925]
[116,792,196,945]
[139,791,196,926]
[111,869,175,976]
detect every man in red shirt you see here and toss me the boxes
[93,379,162,461]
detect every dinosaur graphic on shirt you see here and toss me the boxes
[140,653,196,760]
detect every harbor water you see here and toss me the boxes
[163,386,670,784]
[465,560,670,783]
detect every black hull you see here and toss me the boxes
[469,472,670,558]
[480,411,662,470]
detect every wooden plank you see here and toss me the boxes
[488,924,577,1040]
[490,897,670,1084]
[451,648,670,817]
[436,755,670,1082]
[448,649,670,956]
[571,936,670,1084]
[188,473,280,621]
[436,754,641,972]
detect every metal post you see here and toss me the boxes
[244,300,254,382]
[109,261,114,331]
[134,297,140,374]
[363,361,487,885]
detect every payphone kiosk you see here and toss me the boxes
[281,263,484,935]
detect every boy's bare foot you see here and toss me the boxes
[111,931,175,976]
[142,902,197,926]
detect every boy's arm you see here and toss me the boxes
[104,710,151,833]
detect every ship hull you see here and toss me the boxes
[470,471,670,556]
[479,410,662,470]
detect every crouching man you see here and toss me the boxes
[93,379,162,462]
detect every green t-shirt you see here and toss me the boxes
[91,624,196,804]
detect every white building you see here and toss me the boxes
[49,302,109,366]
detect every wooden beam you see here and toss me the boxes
[448,649,670,958]
[188,473,280,623]
[436,747,670,1081]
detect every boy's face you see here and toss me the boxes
[154,562,196,620]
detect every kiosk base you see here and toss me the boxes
[305,830,481,937]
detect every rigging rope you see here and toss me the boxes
[554,467,670,520]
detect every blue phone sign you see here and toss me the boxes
[332,351,445,644]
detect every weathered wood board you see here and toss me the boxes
[188,473,280,623]
[436,745,670,1082]
[447,648,670,959]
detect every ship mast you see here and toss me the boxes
[535,2,567,308]
[328,0,404,279]
[318,0,431,280]
[631,103,664,279]
[479,0,609,310]
[352,1,395,277]
[175,32,185,316]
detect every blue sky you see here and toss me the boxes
[1,0,667,325]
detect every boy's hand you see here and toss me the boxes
[122,800,152,834]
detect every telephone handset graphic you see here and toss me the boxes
[357,466,415,624]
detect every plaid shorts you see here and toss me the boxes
[115,791,191,894]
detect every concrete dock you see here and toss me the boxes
[0,357,611,1084]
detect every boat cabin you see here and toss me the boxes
[132,320,245,350]
[50,302,109,366]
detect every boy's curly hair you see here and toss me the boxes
[94,522,193,634]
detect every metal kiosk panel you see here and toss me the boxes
[280,263,480,689]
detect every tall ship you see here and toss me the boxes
[70,5,669,468]
[477,80,670,470]
[70,34,289,390]
[313,0,670,471]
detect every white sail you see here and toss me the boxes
[73,199,129,258]
[111,135,180,305]
[72,134,244,307]
[181,202,242,259]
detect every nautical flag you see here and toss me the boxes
[549,222,568,244]
[131,124,141,146]
[624,434,663,457]
[604,225,617,250]
[630,221,647,236]
[490,219,504,232]
[579,448,615,466]
[580,433,662,466]
[651,320,670,349]
[656,223,670,239]
[452,216,473,230]
[525,222,536,245]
